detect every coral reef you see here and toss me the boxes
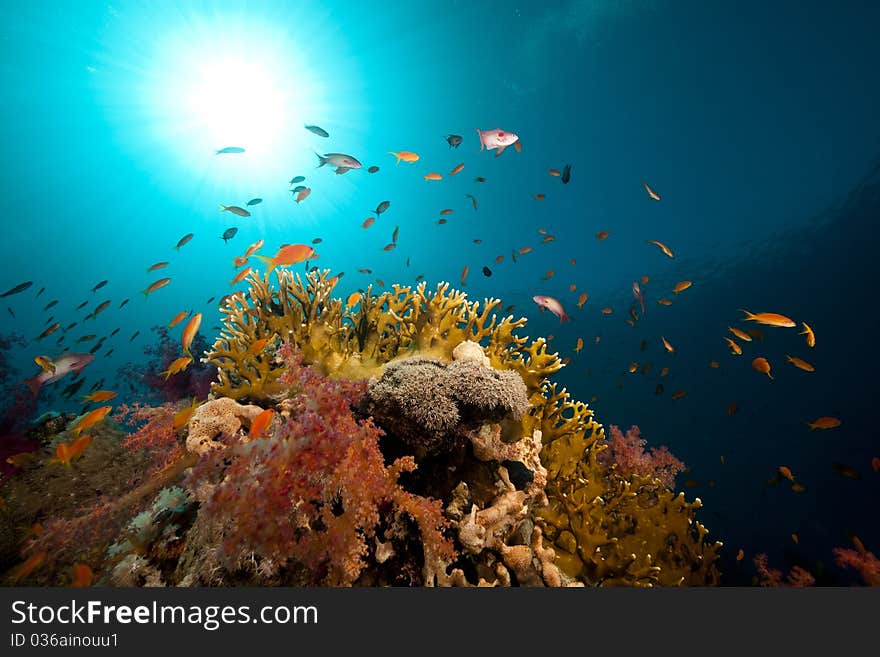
[753,553,816,587]
[1,274,722,588]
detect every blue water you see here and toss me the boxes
[1,0,879,584]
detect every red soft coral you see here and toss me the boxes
[186,342,455,585]
[599,424,686,488]
[833,548,880,586]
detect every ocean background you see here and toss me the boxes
[1,0,879,584]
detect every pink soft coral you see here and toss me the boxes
[186,343,455,585]
[599,424,685,488]
[753,553,815,587]
[833,547,880,586]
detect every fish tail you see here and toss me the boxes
[738,308,756,320]
[254,255,276,275]
[314,151,327,167]
[141,289,150,299]
[218,204,227,212]
[388,152,400,164]
[475,129,484,150]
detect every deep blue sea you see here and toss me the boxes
[1,0,878,584]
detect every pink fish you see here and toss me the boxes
[532,295,570,323]
[476,128,519,155]
[632,281,645,315]
[21,353,95,397]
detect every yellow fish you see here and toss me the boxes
[786,355,815,372]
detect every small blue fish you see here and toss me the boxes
[291,185,307,193]
[221,227,238,243]
[216,146,245,154]
[246,198,262,206]
[290,176,305,184]
[304,125,329,138]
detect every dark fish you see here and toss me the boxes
[367,166,379,174]
[110,328,120,337]
[0,281,33,297]
[445,134,463,148]
[374,200,390,216]
[832,463,861,480]
[473,239,482,244]
[561,164,571,184]
[305,125,329,138]
[358,269,372,274]
[43,300,58,311]
[246,198,262,206]
[466,194,478,210]
[119,298,129,309]
[392,226,399,244]
[7,307,14,318]
[289,176,305,184]
[176,233,194,250]
[216,146,245,154]
[482,266,492,277]
[91,280,108,293]
[269,300,284,317]
[76,301,89,310]
[36,322,61,340]
[655,384,664,395]
[206,296,215,304]
[291,185,307,194]
[77,334,97,343]
[220,205,251,217]
[512,249,518,264]
[406,257,410,267]
[86,300,110,320]
[65,322,77,330]
[415,274,424,282]
[105,349,113,357]
[222,227,238,243]
[309,266,319,273]
[36,287,45,298]
[90,379,104,392]
[129,331,140,342]
[45,316,54,325]
[61,377,86,398]
[504,305,516,313]
[473,177,487,183]
[55,336,64,345]
[312,238,322,244]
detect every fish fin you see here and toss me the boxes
[388,152,400,164]
[22,376,41,397]
[314,151,327,167]
[254,255,276,275]
[495,145,506,157]
[218,204,227,212]
[475,129,484,150]
[738,308,755,320]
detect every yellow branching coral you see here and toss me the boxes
[205,270,563,400]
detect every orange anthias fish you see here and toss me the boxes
[575,337,583,353]
[671,390,686,400]
[461,265,469,286]
[169,310,190,328]
[389,151,420,163]
[55,434,93,466]
[250,408,275,439]
[10,552,46,584]
[181,314,203,356]
[346,292,362,308]
[661,336,675,353]
[142,277,171,298]
[449,163,465,176]
[495,255,504,264]
[709,360,720,368]
[601,307,613,315]
[657,298,672,306]
[162,356,193,379]
[230,267,253,286]
[81,390,117,403]
[786,355,815,372]
[245,336,274,357]
[751,357,773,379]
[724,337,742,355]
[807,416,841,430]
[739,309,796,328]
[147,261,169,272]
[577,293,588,308]
[362,217,375,229]
[872,456,880,473]
[569,284,577,292]
[70,406,112,438]
[535,193,545,200]
[256,245,316,275]
[519,247,533,255]
[233,255,249,269]
[596,231,610,241]
[728,326,752,341]
[646,240,674,258]
[660,367,669,377]
[800,322,816,347]
[548,168,561,176]
[673,281,692,294]
[173,398,200,430]
[728,402,738,416]
[424,172,442,181]
[440,208,454,215]
[71,563,93,587]
[779,466,795,481]
[643,181,661,201]
[245,239,265,258]
[736,549,744,562]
